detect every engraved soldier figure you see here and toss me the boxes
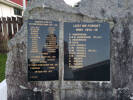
[45,27,58,53]
[41,27,59,80]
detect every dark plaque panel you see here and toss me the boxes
[28,20,59,81]
[64,22,110,81]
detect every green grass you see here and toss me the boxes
[0,54,7,82]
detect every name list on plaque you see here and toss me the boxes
[28,20,59,81]
[64,22,110,81]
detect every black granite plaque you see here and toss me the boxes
[64,22,110,81]
[28,20,59,81]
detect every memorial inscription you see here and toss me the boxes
[64,22,110,81]
[28,20,59,81]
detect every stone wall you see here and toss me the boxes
[6,0,133,100]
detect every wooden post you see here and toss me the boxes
[0,17,8,53]
[0,18,2,35]
[12,17,17,35]
[2,17,8,40]
[17,17,23,31]
[7,17,12,39]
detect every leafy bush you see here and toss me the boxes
[0,54,7,82]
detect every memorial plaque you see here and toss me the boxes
[28,20,59,81]
[64,22,110,81]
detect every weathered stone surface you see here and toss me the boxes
[79,0,133,18]
[112,15,133,89]
[6,0,133,100]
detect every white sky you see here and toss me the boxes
[64,0,81,6]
